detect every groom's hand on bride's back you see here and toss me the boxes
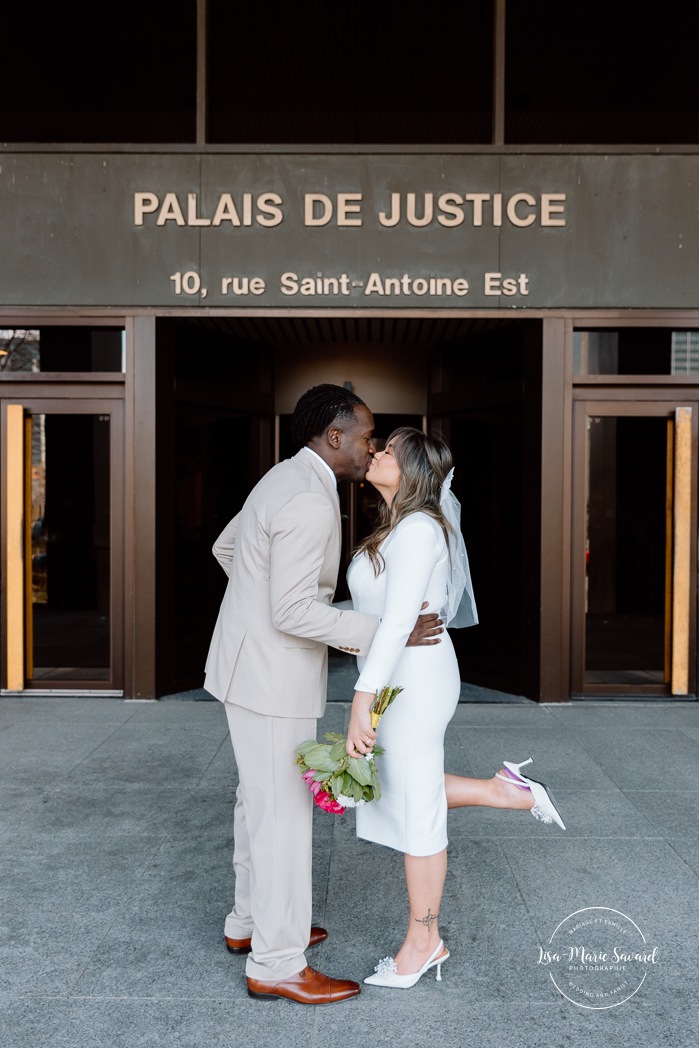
[406,603,444,646]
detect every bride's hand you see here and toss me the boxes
[346,691,377,756]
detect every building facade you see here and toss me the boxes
[1,2,698,702]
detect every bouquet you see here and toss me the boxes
[370,684,403,729]
[296,733,383,814]
[295,684,403,815]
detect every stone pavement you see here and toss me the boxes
[1,691,697,1048]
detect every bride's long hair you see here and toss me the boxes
[356,427,453,575]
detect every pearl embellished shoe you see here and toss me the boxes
[364,940,449,988]
[496,757,566,830]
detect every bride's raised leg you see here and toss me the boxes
[445,771,534,811]
[445,762,566,829]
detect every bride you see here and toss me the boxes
[345,427,565,989]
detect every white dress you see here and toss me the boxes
[348,512,461,857]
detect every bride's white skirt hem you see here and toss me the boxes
[356,827,449,858]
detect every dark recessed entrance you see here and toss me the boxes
[154,316,543,702]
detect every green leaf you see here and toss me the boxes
[316,755,344,773]
[296,742,342,773]
[329,742,346,761]
[296,740,319,759]
[323,732,346,744]
[347,756,373,786]
[330,774,345,799]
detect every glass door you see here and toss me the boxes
[2,399,123,693]
[571,401,697,696]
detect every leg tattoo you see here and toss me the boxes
[414,908,438,930]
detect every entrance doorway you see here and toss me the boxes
[158,316,542,701]
[571,400,698,696]
[1,398,124,692]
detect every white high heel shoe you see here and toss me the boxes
[364,940,449,988]
[495,757,566,830]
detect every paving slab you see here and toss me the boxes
[1,695,697,1048]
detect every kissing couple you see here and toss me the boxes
[204,383,565,1005]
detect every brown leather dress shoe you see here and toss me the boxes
[246,965,360,1005]
[225,926,328,955]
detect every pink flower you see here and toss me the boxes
[301,769,323,796]
[313,789,346,815]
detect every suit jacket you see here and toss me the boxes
[204,448,379,718]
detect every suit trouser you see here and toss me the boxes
[224,701,316,981]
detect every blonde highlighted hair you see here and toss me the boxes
[356,427,453,575]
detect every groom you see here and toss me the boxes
[204,384,442,1005]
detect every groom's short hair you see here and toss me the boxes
[291,384,366,449]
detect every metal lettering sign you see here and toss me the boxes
[0,153,696,308]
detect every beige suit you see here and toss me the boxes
[205,448,378,979]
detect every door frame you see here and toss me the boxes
[570,393,699,697]
[1,393,124,694]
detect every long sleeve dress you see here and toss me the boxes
[348,511,461,857]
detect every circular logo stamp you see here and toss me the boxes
[537,906,659,1009]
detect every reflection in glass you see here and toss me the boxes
[574,330,699,376]
[29,414,111,681]
[0,329,40,372]
[585,416,667,684]
[0,328,124,374]
[671,332,699,374]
